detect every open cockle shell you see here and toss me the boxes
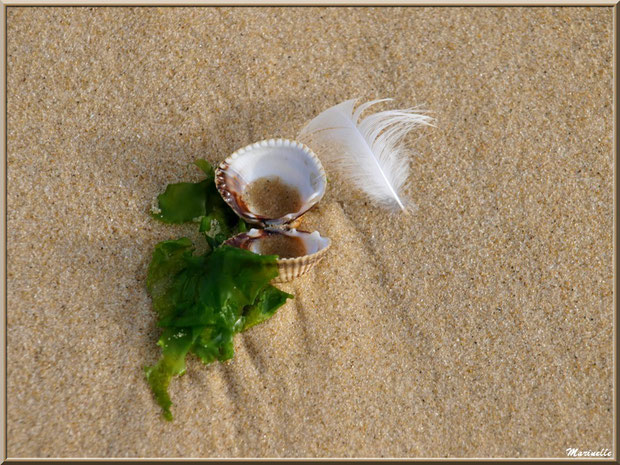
[224,228,331,283]
[215,139,327,227]
[215,138,331,282]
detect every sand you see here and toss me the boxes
[253,232,307,259]
[6,6,613,458]
[242,176,303,219]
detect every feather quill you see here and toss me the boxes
[298,98,434,212]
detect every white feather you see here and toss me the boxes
[298,98,434,212]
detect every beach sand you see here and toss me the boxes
[6,7,613,458]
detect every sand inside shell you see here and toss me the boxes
[255,233,307,258]
[241,176,303,219]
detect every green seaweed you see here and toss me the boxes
[145,160,292,420]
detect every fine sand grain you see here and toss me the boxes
[7,7,613,458]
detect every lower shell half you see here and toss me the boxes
[224,228,331,283]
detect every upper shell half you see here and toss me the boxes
[215,139,327,227]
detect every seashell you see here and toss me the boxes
[216,138,331,282]
[215,138,327,227]
[224,228,331,283]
